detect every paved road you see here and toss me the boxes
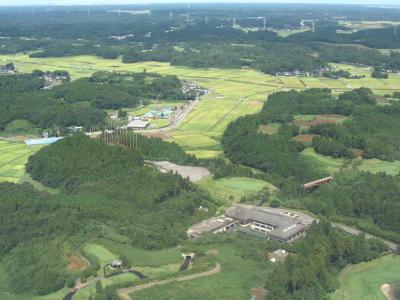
[117,263,221,300]
[332,223,398,252]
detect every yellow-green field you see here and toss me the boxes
[2,54,400,157]
[0,140,33,183]
[330,254,400,300]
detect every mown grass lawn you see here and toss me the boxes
[131,242,273,300]
[330,255,400,300]
[301,148,344,174]
[198,177,276,204]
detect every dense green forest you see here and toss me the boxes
[1,5,400,74]
[0,70,188,132]
[304,172,400,242]
[223,88,400,173]
[267,220,387,300]
[0,72,105,131]
[0,134,215,295]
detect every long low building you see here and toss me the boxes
[187,204,314,243]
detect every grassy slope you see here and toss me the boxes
[97,240,182,267]
[197,177,276,204]
[131,243,272,300]
[330,255,400,300]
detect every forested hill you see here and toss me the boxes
[0,134,214,295]
[222,88,400,181]
[0,70,187,132]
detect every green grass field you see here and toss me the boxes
[2,54,400,156]
[96,240,182,267]
[198,177,276,204]
[302,148,345,174]
[131,242,272,300]
[359,159,400,176]
[0,140,33,183]
[330,254,400,300]
[74,242,183,300]
[83,243,119,268]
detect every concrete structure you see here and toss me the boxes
[187,215,238,239]
[111,260,123,269]
[303,176,334,190]
[188,204,314,243]
[127,120,149,130]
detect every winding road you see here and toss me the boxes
[332,223,398,252]
[117,262,221,300]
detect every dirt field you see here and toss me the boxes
[149,161,211,182]
[292,134,318,143]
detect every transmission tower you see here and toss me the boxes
[263,17,266,30]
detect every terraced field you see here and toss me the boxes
[0,140,33,183]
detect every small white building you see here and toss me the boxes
[127,120,149,130]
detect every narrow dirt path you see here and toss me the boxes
[117,262,221,300]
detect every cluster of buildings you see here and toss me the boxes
[125,107,176,130]
[187,204,314,243]
[0,63,16,75]
[181,80,208,99]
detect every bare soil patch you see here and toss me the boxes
[292,119,310,127]
[351,148,364,158]
[292,134,318,143]
[381,284,397,300]
[141,131,170,139]
[252,287,267,300]
[67,254,88,271]
[205,249,219,256]
[149,161,211,182]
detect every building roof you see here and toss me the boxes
[303,176,334,189]
[225,204,307,240]
[127,120,149,129]
[187,215,237,237]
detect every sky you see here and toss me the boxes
[0,0,400,6]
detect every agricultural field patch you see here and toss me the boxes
[0,141,33,183]
[258,124,280,135]
[292,134,318,144]
[2,55,400,154]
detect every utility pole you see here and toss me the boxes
[263,17,267,31]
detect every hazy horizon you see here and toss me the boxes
[1,0,400,7]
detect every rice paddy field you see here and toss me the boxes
[2,54,400,158]
[330,254,400,300]
[0,140,34,183]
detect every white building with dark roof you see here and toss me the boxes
[187,204,314,243]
